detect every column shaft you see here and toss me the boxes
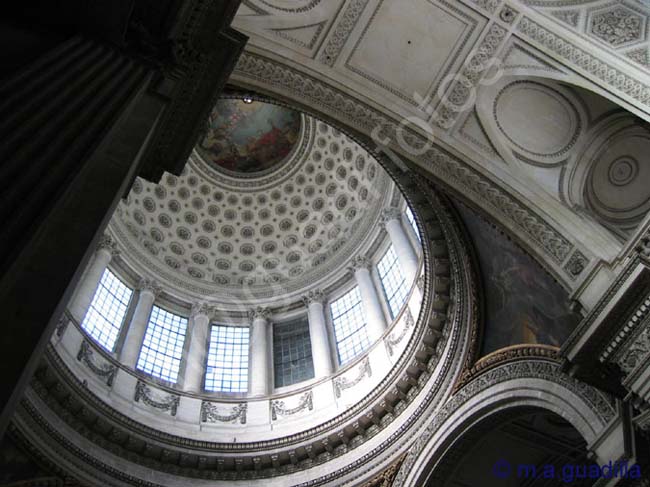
[306,298,334,377]
[249,309,270,396]
[120,285,157,368]
[354,266,387,341]
[183,308,210,393]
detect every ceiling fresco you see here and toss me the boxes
[197,99,301,175]
[455,203,581,356]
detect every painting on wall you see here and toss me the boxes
[455,203,581,356]
[197,99,301,175]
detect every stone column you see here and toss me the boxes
[350,256,387,341]
[248,307,271,397]
[183,302,212,393]
[302,290,334,378]
[381,207,419,285]
[120,278,161,368]
[67,234,119,323]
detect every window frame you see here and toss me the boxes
[404,205,422,246]
[136,305,188,384]
[272,316,315,388]
[80,268,133,352]
[204,324,250,394]
[329,285,371,365]
[377,244,409,320]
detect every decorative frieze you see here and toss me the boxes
[201,401,247,424]
[134,380,180,416]
[616,324,650,375]
[55,314,71,338]
[271,391,313,420]
[76,340,117,387]
[386,309,415,356]
[517,17,650,107]
[564,249,589,280]
[318,0,371,66]
[334,357,372,398]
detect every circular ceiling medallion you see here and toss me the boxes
[608,156,638,186]
[494,81,580,160]
[197,99,301,177]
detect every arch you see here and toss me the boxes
[395,358,615,486]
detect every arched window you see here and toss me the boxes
[136,306,187,383]
[81,269,133,352]
[377,245,408,319]
[330,286,370,365]
[205,325,249,393]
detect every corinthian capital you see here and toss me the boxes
[191,301,213,319]
[138,278,162,297]
[97,234,119,256]
[379,207,402,227]
[349,255,372,272]
[248,307,271,322]
[302,290,326,306]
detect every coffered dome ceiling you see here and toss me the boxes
[110,98,394,301]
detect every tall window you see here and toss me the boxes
[137,306,187,383]
[205,325,249,393]
[377,245,409,319]
[273,318,314,387]
[405,206,421,242]
[330,286,370,365]
[81,269,133,352]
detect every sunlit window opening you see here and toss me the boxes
[81,269,133,352]
[330,286,371,365]
[205,325,250,393]
[405,206,421,242]
[377,245,409,319]
[137,306,187,383]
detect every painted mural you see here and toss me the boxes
[455,203,580,356]
[197,99,301,175]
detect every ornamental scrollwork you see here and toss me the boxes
[271,391,313,420]
[137,277,162,296]
[349,255,372,272]
[334,357,372,398]
[201,401,247,424]
[386,309,415,356]
[248,306,271,321]
[76,340,117,387]
[55,313,71,338]
[302,289,325,306]
[617,325,650,375]
[134,380,180,416]
[379,207,402,227]
[97,233,119,256]
[393,359,616,486]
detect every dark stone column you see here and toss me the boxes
[0,0,246,438]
